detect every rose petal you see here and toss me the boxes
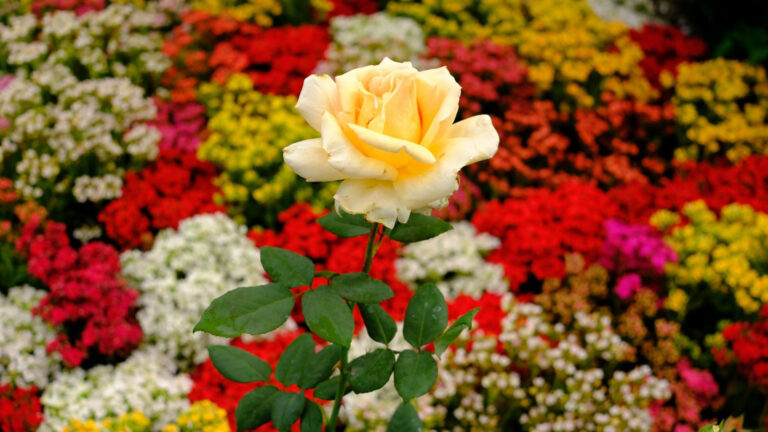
[283,138,346,182]
[347,123,436,164]
[334,179,410,228]
[416,66,461,147]
[295,74,339,132]
[321,112,397,180]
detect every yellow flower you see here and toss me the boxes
[283,59,499,228]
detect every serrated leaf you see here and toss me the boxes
[235,385,279,431]
[194,284,294,337]
[300,401,323,432]
[394,350,437,401]
[208,345,271,383]
[300,344,342,389]
[359,303,397,344]
[318,211,371,238]
[313,376,341,400]
[388,214,452,243]
[387,402,422,432]
[330,272,393,304]
[302,286,354,347]
[271,392,305,432]
[347,349,395,393]
[434,307,480,358]
[403,283,448,348]
[275,334,314,386]
[261,246,315,288]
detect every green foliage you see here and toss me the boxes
[318,211,372,238]
[275,334,315,387]
[207,345,271,383]
[299,344,342,389]
[394,350,438,401]
[194,284,294,337]
[300,402,323,432]
[403,283,448,348]
[302,286,354,347]
[434,308,480,358]
[330,273,394,303]
[236,386,280,430]
[261,246,315,288]
[271,392,305,432]
[388,214,452,243]
[359,303,398,345]
[387,402,423,432]
[347,349,396,393]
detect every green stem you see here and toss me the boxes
[326,223,380,430]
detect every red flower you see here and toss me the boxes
[0,384,44,432]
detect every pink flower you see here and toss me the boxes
[615,273,642,299]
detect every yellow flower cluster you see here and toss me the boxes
[666,58,768,162]
[197,73,336,225]
[387,0,652,108]
[652,200,768,314]
[162,401,230,432]
[189,0,282,26]
[61,412,151,432]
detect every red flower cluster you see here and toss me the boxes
[149,99,208,153]
[98,150,225,250]
[250,203,412,320]
[22,220,142,367]
[609,155,768,224]
[0,384,43,432]
[629,24,708,87]
[328,0,378,17]
[475,94,676,193]
[163,12,329,101]
[30,0,104,16]
[432,175,484,221]
[189,331,310,432]
[652,359,723,432]
[448,292,505,336]
[717,305,768,389]
[427,37,532,122]
[472,182,619,291]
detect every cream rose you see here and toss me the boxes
[283,58,499,228]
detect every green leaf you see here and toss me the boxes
[403,283,448,348]
[300,344,342,389]
[394,350,437,401]
[312,376,349,400]
[275,334,314,386]
[330,273,393,304]
[434,307,480,358]
[271,392,305,432]
[235,385,279,431]
[388,214,452,243]
[347,349,395,393]
[314,270,338,280]
[300,401,323,432]
[208,345,271,383]
[387,402,423,432]
[194,284,294,337]
[318,211,371,238]
[261,246,315,288]
[302,286,354,347]
[359,303,397,344]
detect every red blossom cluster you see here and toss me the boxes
[328,0,378,17]
[162,11,329,102]
[472,182,619,291]
[189,331,311,432]
[149,99,208,153]
[250,203,412,320]
[98,150,225,250]
[609,155,768,224]
[447,292,505,336]
[652,359,723,432]
[30,0,104,16]
[21,220,142,367]
[629,24,708,87]
[0,384,44,432]
[432,175,484,221]
[716,305,768,389]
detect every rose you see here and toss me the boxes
[283,58,499,228]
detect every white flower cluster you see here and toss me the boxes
[0,5,171,82]
[0,285,60,389]
[0,73,160,201]
[395,221,508,300]
[425,295,670,431]
[586,0,661,28]
[315,12,437,76]
[40,347,192,432]
[120,213,268,368]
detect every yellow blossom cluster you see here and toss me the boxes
[189,0,283,26]
[162,401,230,432]
[197,73,336,226]
[387,0,653,108]
[61,412,151,432]
[665,58,768,162]
[652,200,768,315]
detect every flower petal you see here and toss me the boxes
[347,123,436,164]
[321,112,397,180]
[295,74,339,132]
[283,138,346,182]
[416,66,461,147]
[334,179,410,229]
[394,115,499,208]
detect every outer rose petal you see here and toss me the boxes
[394,115,498,209]
[321,112,397,181]
[334,179,410,228]
[347,123,436,164]
[296,75,340,132]
[283,138,346,182]
[416,67,461,147]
